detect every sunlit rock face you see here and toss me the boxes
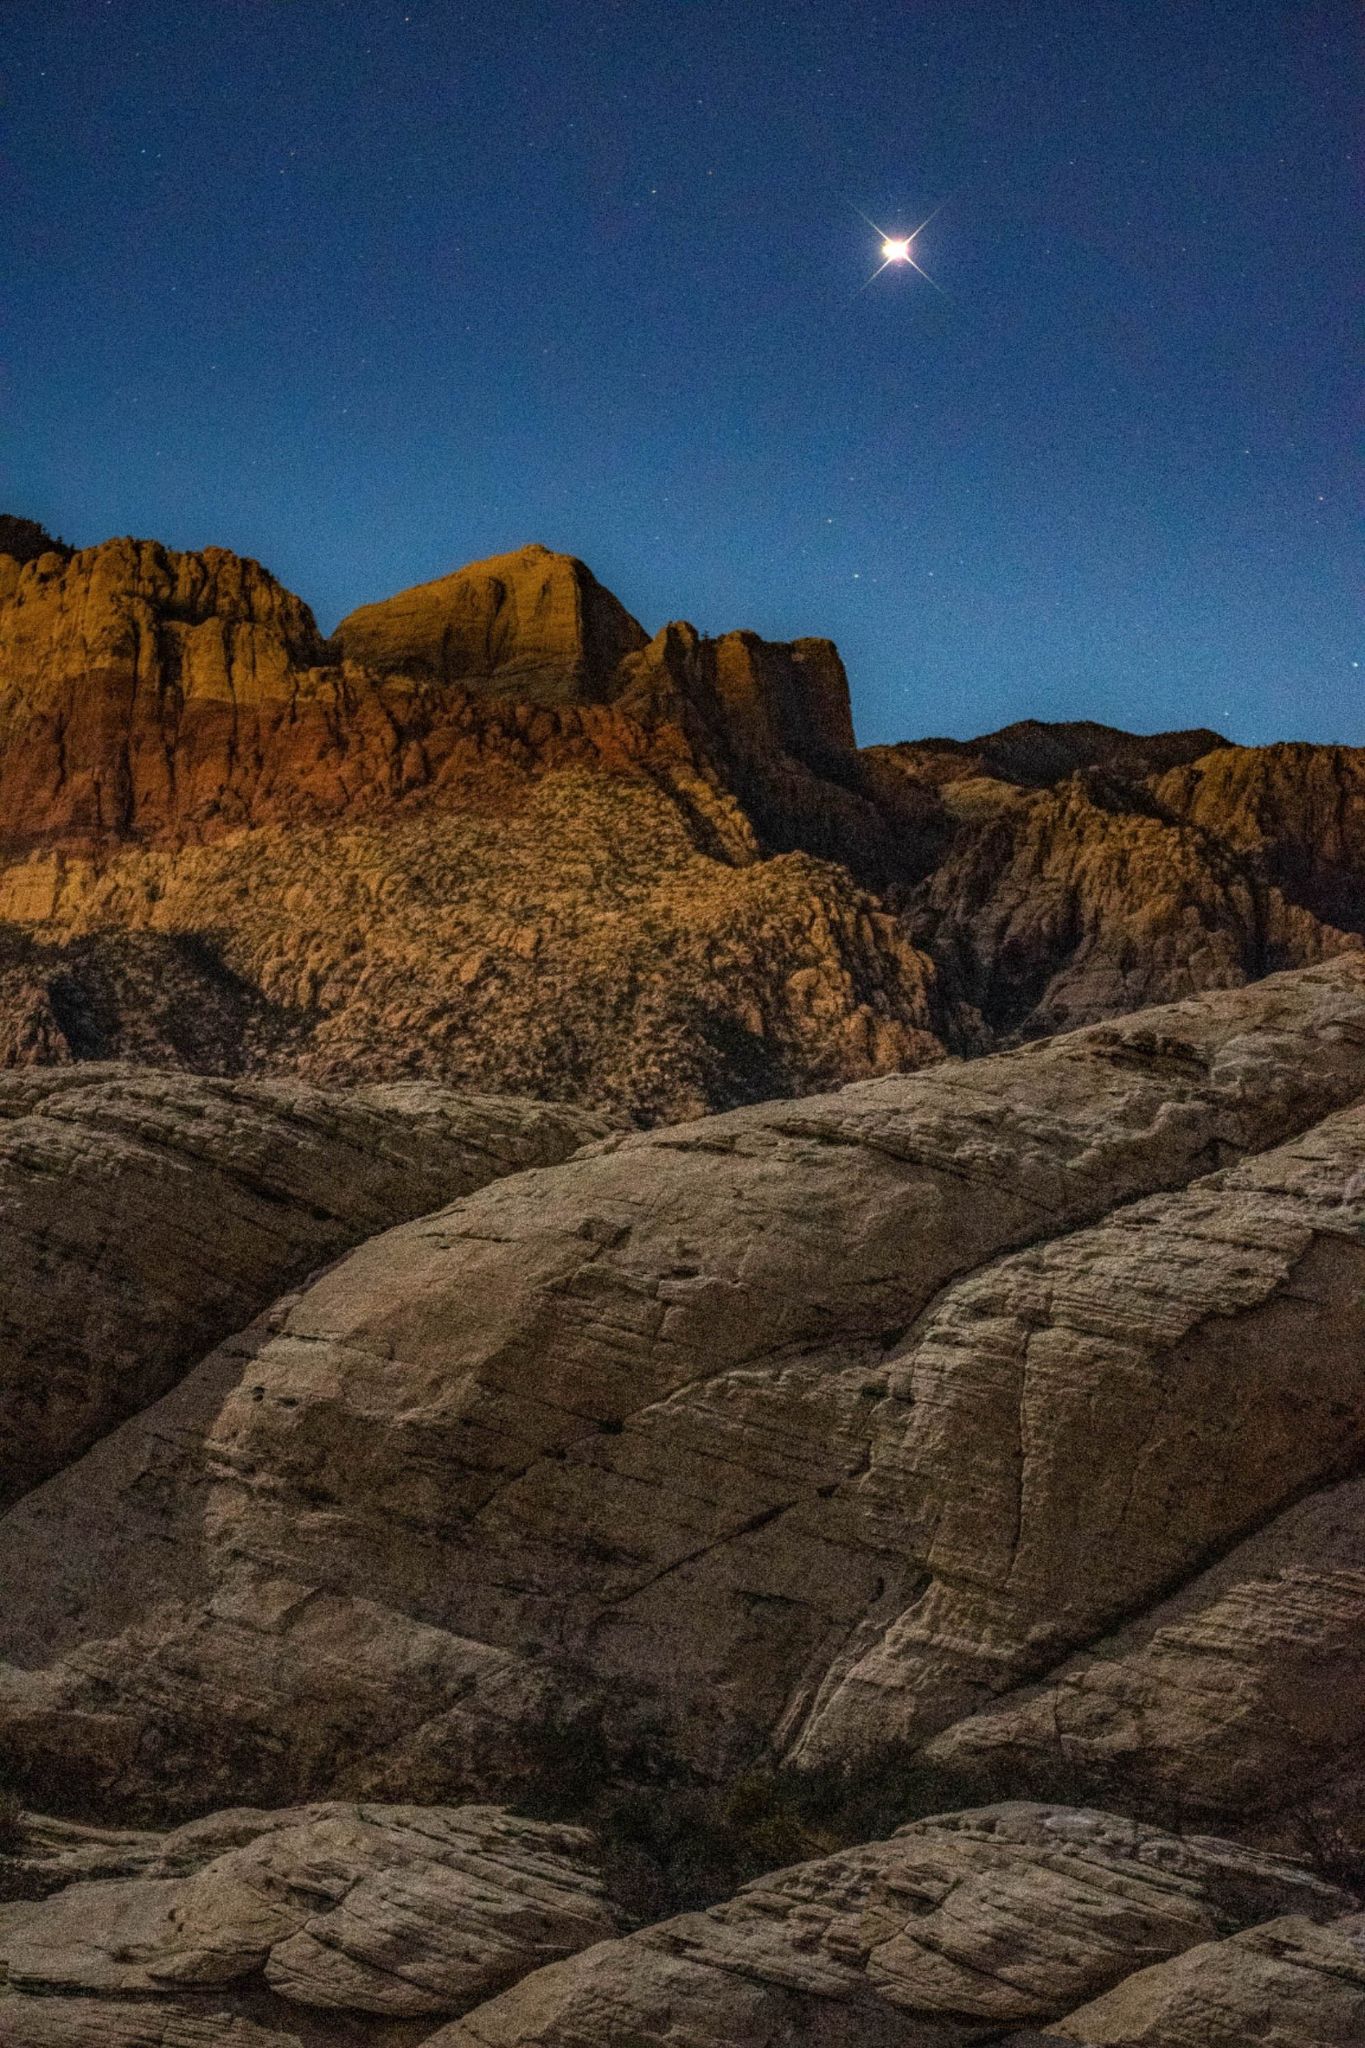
[1,520,1363,1118]
[333,542,650,703]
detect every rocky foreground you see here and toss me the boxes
[1,959,1363,2041]
[0,519,1362,1115]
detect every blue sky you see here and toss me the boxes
[3,0,1359,743]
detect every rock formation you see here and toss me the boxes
[0,961,1362,1837]
[0,521,1360,1117]
[2,516,1365,2042]
[0,1802,1358,2043]
[425,1804,1354,2046]
[0,1067,603,1509]
[332,543,649,704]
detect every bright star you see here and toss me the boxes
[856,203,950,296]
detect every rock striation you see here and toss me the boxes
[422,1803,1353,2046]
[1047,1909,1365,2046]
[2,518,1365,2041]
[0,1066,603,1508]
[0,1802,619,2028]
[2,962,1363,1827]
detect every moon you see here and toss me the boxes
[881,237,912,263]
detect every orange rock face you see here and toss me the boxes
[333,542,649,701]
[0,522,1361,1117]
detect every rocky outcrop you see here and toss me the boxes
[0,540,326,845]
[0,1803,619,2027]
[902,768,1358,1041]
[333,543,649,704]
[1,1806,1356,2045]
[919,1465,1365,1844]
[1,963,1363,1822]
[1157,741,1365,937]
[0,1066,603,1507]
[0,532,960,1117]
[1049,1910,1365,2045]
[0,785,949,1122]
[424,1803,1351,2046]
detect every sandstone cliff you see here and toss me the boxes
[1,522,1360,1118]
[2,961,1362,1823]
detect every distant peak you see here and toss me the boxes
[333,543,648,706]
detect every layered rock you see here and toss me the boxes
[919,1466,1365,1843]
[1049,1910,1365,2046]
[2,522,1364,1117]
[0,532,958,1117]
[2,964,1363,1821]
[0,1065,603,1506]
[0,1803,619,2027]
[424,1803,1351,2046]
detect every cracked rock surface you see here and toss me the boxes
[0,1067,605,1509]
[1,962,1364,1823]
[1047,1909,1365,2045]
[422,1802,1352,2045]
[0,1803,618,2026]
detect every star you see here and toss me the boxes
[855,204,949,295]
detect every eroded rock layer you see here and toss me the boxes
[0,1067,603,1507]
[2,962,1363,1829]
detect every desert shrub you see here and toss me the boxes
[1284,1806,1365,1898]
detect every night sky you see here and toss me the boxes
[3,1,1359,745]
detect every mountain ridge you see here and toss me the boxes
[0,519,1359,1118]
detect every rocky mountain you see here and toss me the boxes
[2,521,1364,2042]
[0,523,1360,1117]
[0,962,1363,2043]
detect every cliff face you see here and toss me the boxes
[0,523,1360,1119]
[333,541,650,701]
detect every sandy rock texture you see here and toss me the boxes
[1049,1910,1365,2045]
[920,1464,1365,1842]
[423,1803,1351,2046]
[0,1803,618,2023]
[0,1066,603,1505]
[333,544,648,704]
[2,962,1363,1823]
